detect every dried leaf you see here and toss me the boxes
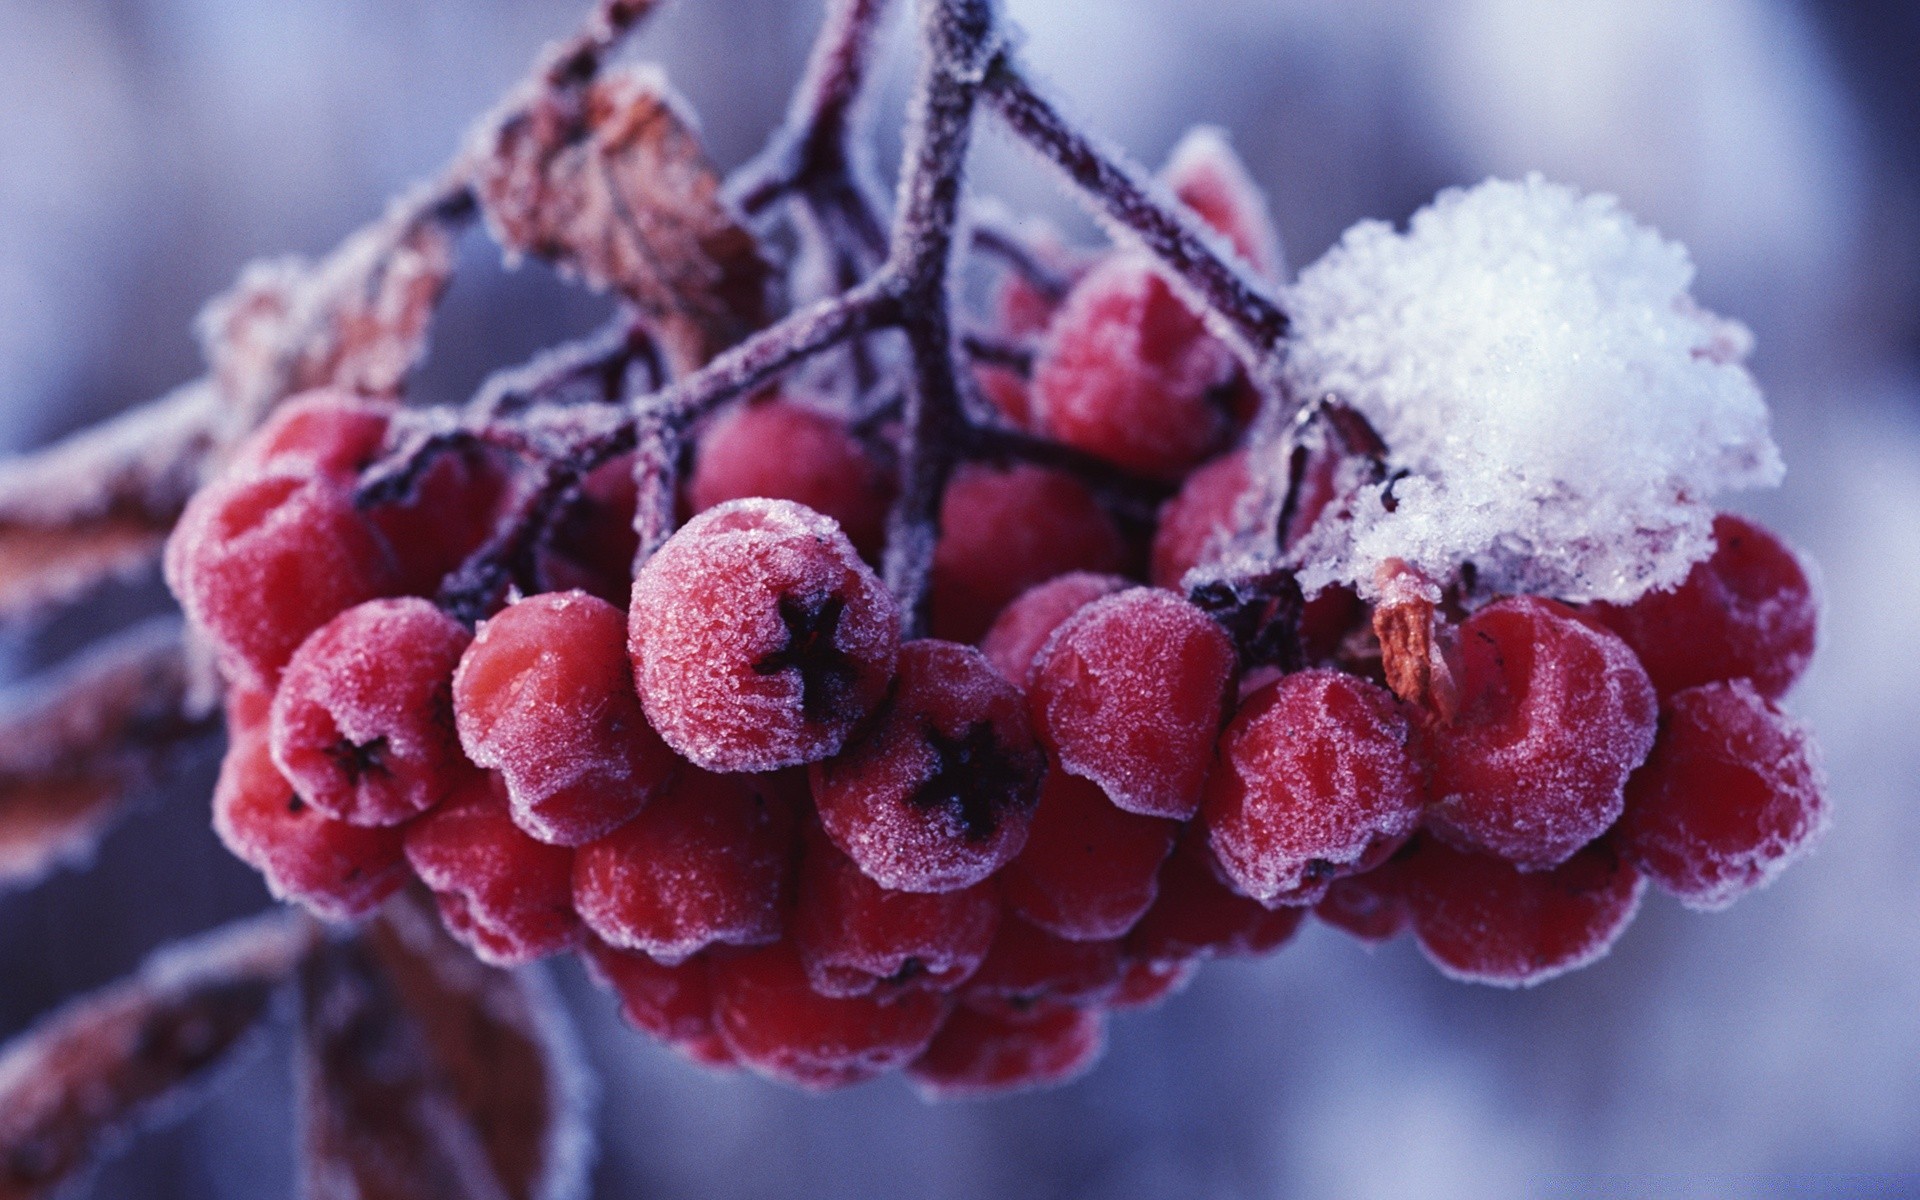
[473,65,770,371]
[0,912,315,1200]
[0,619,220,891]
[298,895,591,1200]
[1372,560,1458,721]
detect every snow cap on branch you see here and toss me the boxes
[1285,174,1782,604]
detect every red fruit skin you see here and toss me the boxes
[1109,957,1200,1010]
[212,720,405,921]
[1002,771,1178,941]
[1125,832,1306,964]
[963,917,1124,1015]
[908,1003,1107,1100]
[1428,596,1658,869]
[541,451,641,606]
[793,825,1001,997]
[369,444,515,598]
[455,591,677,846]
[629,498,900,773]
[1029,589,1237,820]
[1314,861,1411,944]
[813,641,1045,893]
[1031,254,1242,481]
[1161,126,1283,279]
[930,463,1128,644]
[1150,450,1251,590]
[1404,837,1646,987]
[710,943,947,1091]
[978,572,1131,688]
[1202,670,1422,907]
[973,363,1035,431]
[403,774,581,966]
[165,470,399,691]
[572,767,796,963]
[229,390,394,481]
[1588,513,1818,701]
[580,937,719,1045]
[688,394,896,560]
[270,597,472,828]
[1618,680,1828,910]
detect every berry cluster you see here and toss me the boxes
[166,133,1826,1099]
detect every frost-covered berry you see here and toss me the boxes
[270,597,471,828]
[581,937,720,1047]
[1588,513,1817,700]
[572,766,796,962]
[1031,254,1243,481]
[541,452,641,606]
[368,444,515,599]
[1126,832,1306,964]
[229,390,394,481]
[403,774,580,966]
[1404,837,1645,987]
[165,470,399,690]
[1428,596,1657,868]
[977,571,1130,688]
[710,942,947,1091]
[688,393,896,560]
[1314,859,1411,944]
[455,591,677,846]
[1161,126,1283,278]
[792,823,1001,997]
[1149,449,1250,589]
[1029,588,1236,820]
[812,640,1045,892]
[630,498,899,772]
[1202,670,1421,907]
[908,1003,1106,1100]
[930,463,1128,644]
[1617,680,1827,910]
[212,721,406,921]
[963,917,1123,1015]
[1002,771,1178,941]
[1109,957,1199,1010]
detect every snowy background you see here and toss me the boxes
[2,0,1917,1196]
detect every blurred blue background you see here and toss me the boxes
[1,0,1917,1196]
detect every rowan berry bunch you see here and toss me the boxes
[153,0,1829,1103]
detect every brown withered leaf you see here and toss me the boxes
[0,911,315,1200]
[473,64,770,372]
[1371,560,1459,721]
[298,895,590,1200]
[0,619,220,891]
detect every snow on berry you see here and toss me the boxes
[403,772,582,967]
[269,597,472,828]
[1403,837,1646,988]
[1028,588,1236,820]
[1428,596,1658,868]
[227,389,394,481]
[629,498,899,773]
[908,1003,1107,1100]
[1002,770,1178,941]
[455,590,677,846]
[1618,680,1828,910]
[1588,513,1818,700]
[572,766,797,963]
[812,640,1045,893]
[977,572,1129,687]
[1284,175,1783,605]
[1202,669,1421,907]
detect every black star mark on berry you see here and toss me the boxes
[753,592,858,722]
[908,720,1037,842]
[324,735,391,782]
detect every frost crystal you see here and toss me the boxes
[1285,174,1782,604]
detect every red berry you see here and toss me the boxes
[229,390,393,480]
[368,443,515,598]
[455,591,677,845]
[710,942,947,1091]
[977,571,1129,687]
[572,766,796,963]
[1588,513,1817,701]
[1202,670,1421,907]
[930,463,1128,644]
[1149,449,1251,589]
[211,719,405,921]
[1028,588,1236,819]
[1161,126,1282,279]
[580,937,719,1046]
[792,824,1001,997]
[1314,860,1411,944]
[1126,832,1306,964]
[812,640,1045,892]
[1428,596,1658,868]
[541,451,641,606]
[1002,771,1178,941]
[973,363,1035,431]
[403,774,580,966]
[908,1003,1106,1099]
[688,393,896,560]
[1109,957,1199,1010]
[963,917,1123,1015]
[269,597,472,827]
[630,498,899,772]
[1617,680,1827,910]
[1031,254,1243,481]
[165,470,399,690]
